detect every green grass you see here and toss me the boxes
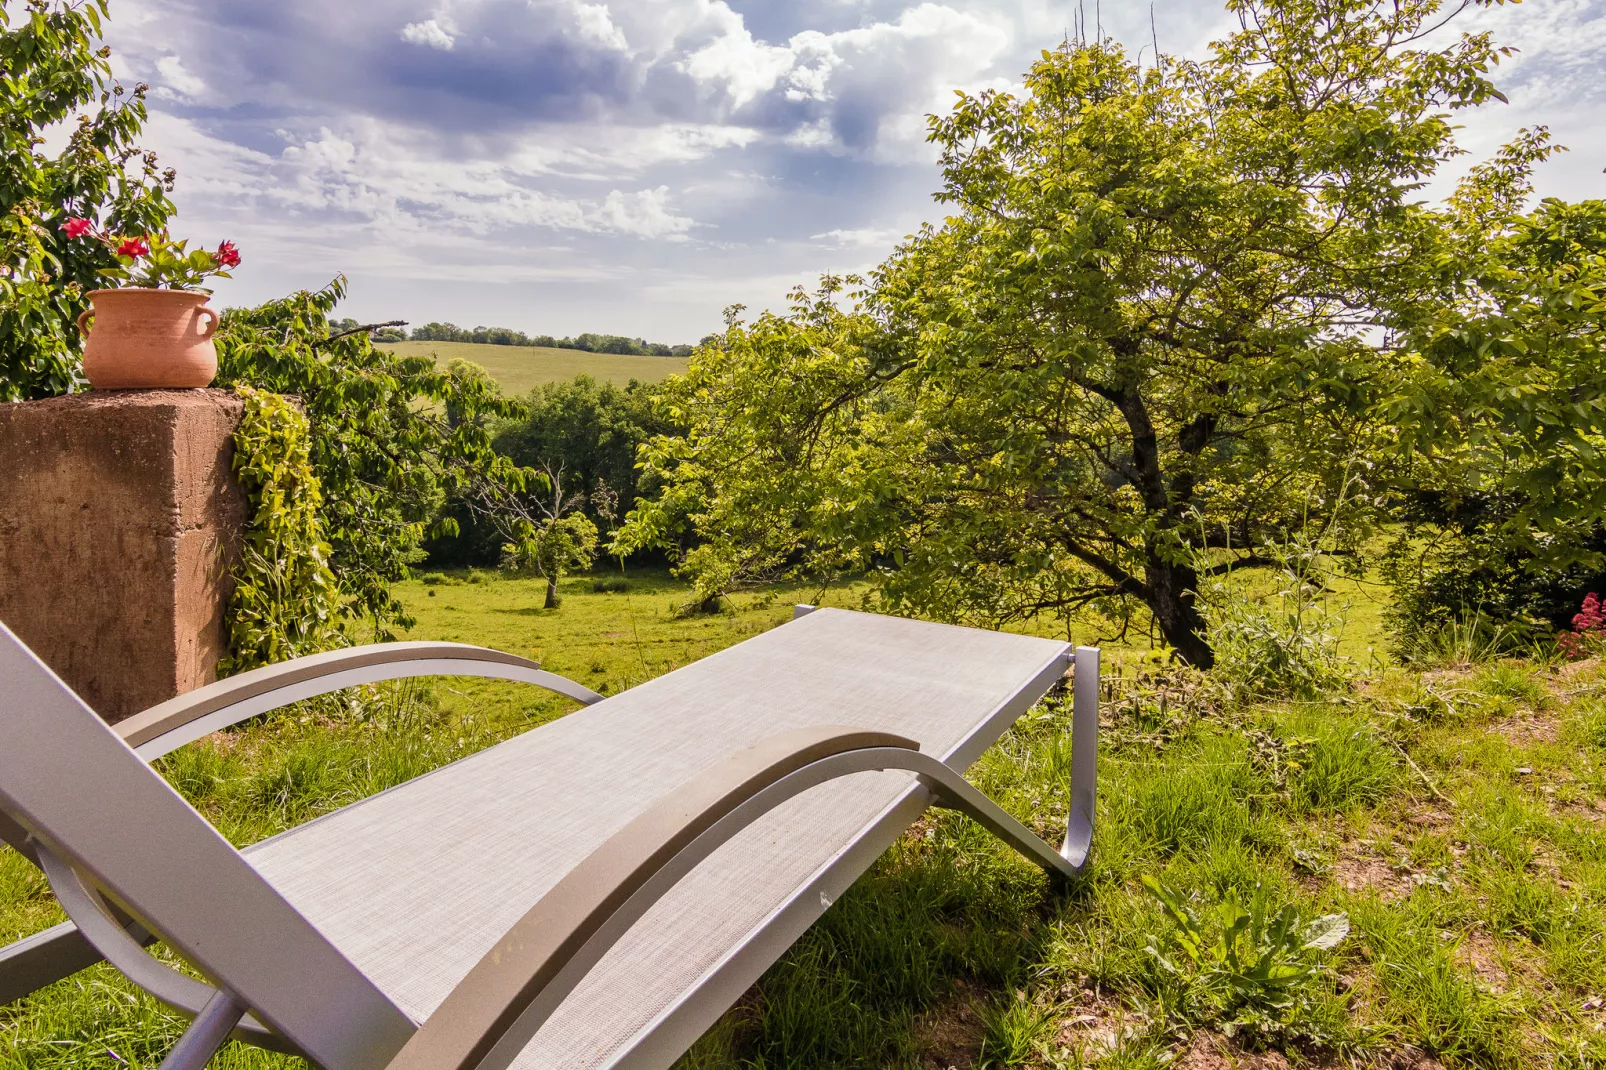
[376,340,688,394]
[5,569,1605,1068]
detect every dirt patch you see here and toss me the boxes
[913,982,986,1070]
[1171,1032,1363,1070]
[1330,839,1416,900]
[1402,808,1454,831]
[1556,796,1606,825]
[1490,713,1560,748]
[1453,929,1510,994]
[1174,1033,1289,1070]
[1550,658,1605,687]
[1052,986,1136,1058]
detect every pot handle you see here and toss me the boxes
[76,308,93,336]
[196,307,219,340]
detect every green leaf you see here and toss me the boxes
[1300,913,1350,951]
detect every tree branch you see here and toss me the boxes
[318,320,408,347]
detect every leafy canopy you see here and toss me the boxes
[1384,190,1606,637]
[622,0,1524,664]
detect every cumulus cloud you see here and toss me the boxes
[101,0,1606,340]
[400,18,456,50]
[572,3,629,50]
[153,55,206,100]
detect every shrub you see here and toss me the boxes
[1205,540,1354,701]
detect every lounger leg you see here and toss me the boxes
[1062,646,1098,869]
[0,922,115,1007]
[920,645,1096,878]
[158,989,247,1070]
[0,824,152,1007]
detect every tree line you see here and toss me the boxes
[360,319,697,357]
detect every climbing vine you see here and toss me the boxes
[222,386,346,673]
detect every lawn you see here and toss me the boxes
[375,340,688,395]
[3,569,1603,1068]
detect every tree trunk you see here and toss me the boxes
[544,576,559,609]
[1146,557,1214,668]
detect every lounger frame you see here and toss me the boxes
[0,610,1097,1070]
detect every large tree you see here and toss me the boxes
[621,0,1524,664]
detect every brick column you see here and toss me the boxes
[0,390,247,723]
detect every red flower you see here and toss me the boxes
[61,217,93,239]
[214,240,241,268]
[116,237,149,258]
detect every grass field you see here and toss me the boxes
[3,569,1604,1069]
[376,340,688,395]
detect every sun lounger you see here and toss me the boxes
[0,606,1097,1070]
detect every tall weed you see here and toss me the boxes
[1203,525,1354,701]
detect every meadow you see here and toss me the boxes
[375,340,688,394]
[3,568,1603,1069]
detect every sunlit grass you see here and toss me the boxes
[3,570,1603,1068]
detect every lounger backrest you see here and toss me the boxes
[0,621,413,1070]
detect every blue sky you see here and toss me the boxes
[106,0,1606,343]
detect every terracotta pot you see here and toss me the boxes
[78,288,219,390]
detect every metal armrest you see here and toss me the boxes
[384,721,1093,1070]
[117,641,603,762]
[0,641,604,1009]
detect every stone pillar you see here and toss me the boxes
[0,390,246,723]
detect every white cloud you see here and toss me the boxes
[596,186,694,238]
[400,18,456,50]
[147,114,696,254]
[104,0,1606,341]
[154,55,207,99]
[680,7,795,108]
[811,227,902,247]
[572,3,628,50]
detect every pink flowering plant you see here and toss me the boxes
[60,217,239,290]
[1556,592,1606,660]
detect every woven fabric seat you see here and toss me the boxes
[243,608,1068,1068]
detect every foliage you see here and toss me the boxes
[442,357,496,429]
[1205,540,1353,701]
[214,278,527,636]
[1384,195,1606,639]
[621,0,1527,665]
[476,453,596,610]
[222,388,344,673]
[1142,876,1350,1041]
[430,373,671,568]
[494,375,668,537]
[60,216,239,289]
[501,512,599,609]
[0,0,175,400]
[408,321,692,356]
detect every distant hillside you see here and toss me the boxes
[377,340,688,396]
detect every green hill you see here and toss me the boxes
[377,340,688,396]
